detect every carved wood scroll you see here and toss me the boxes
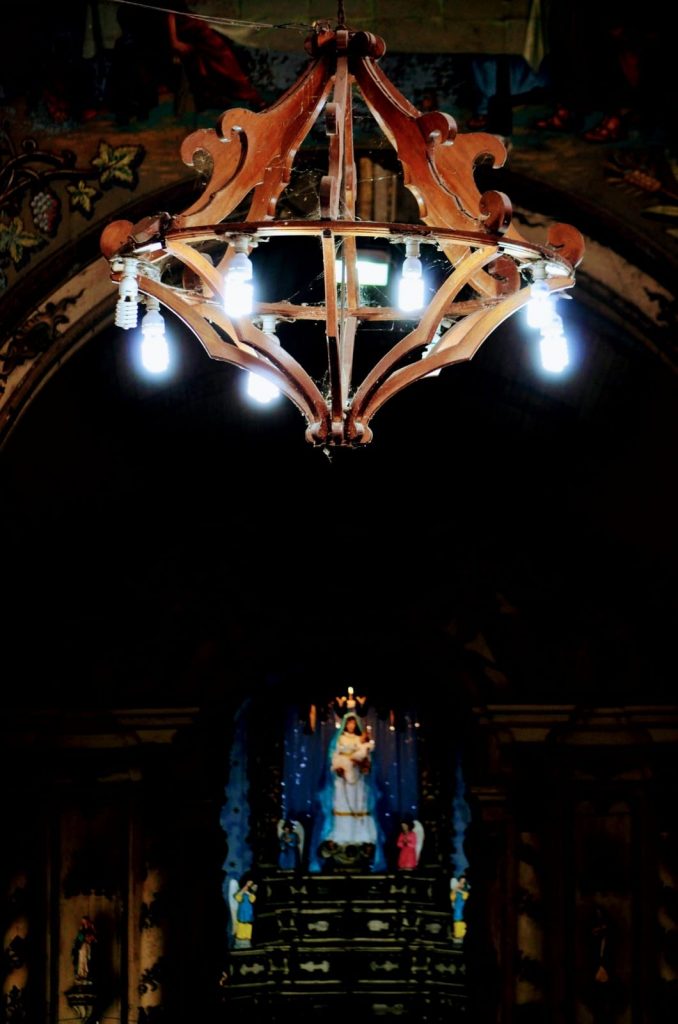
[101,24,583,447]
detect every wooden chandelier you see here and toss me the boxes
[100,19,584,447]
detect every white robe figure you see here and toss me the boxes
[329,720,377,845]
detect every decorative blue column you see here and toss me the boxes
[220,700,253,944]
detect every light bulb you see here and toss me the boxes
[398,239,426,312]
[224,250,254,318]
[246,372,280,404]
[245,316,281,404]
[140,308,169,374]
[398,270,424,311]
[526,278,552,329]
[115,259,139,329]
[539,314,569,373]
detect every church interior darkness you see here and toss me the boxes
[1,2,678,1022]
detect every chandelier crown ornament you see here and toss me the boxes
[101,11,584,447]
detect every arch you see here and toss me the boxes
[1,175,676,447]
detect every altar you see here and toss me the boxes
[225,871,466,1021]
[219,690,471,1018]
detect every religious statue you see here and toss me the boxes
[328,712,377,846]
[450,874,470,942]
[228,875,257,949]
[71,916,97,981]
[314,711,380,869]
[396,819,424,869]
[65,914,99,1020]
[277,819,303,871]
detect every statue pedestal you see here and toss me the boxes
[65,979,98,1020]
[222,871,466,1021]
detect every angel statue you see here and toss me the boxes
[227,874,257,949]
[396,818,424,870]
[450,873,470,942]
[277,819,304,871]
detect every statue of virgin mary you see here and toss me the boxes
[311,711,386,870]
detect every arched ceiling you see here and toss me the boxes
[2,250,676,711]
[1,1,677,711]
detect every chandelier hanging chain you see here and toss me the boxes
[101,21,584,446]
[337,0,347,28]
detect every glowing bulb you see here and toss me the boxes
[140,308,169,374]
[526,278,552,329]
[246,372,280,404]
[398,254,425,312]
[348,686,354,696]
[539,314,569,373]
[245,315,281,404]
[224,249,254,318]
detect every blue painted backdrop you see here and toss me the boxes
[281,707,420,872]
[220,699,253,942]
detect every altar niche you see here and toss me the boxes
[219,697,471,1020]
[220,697,470,882]
[282,705,420,874]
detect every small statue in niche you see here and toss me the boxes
[72,916,97,981]
[396,819,424,870]
[585,904,625,1018]
[66,916,99,1020]
[277,819,304,871]
[592,905,610,984]
[228,874,257,949]
[450,874,470,942]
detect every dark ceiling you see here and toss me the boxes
[2,282,676,710]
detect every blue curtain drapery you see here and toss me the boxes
[220,699,254,937]
[282,707,419,872]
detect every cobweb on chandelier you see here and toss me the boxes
[101,14,584,447]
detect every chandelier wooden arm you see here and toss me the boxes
[175,56,334,229]
[351,277,575,435]
[139,277,329,440]
[102,22,584,447]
